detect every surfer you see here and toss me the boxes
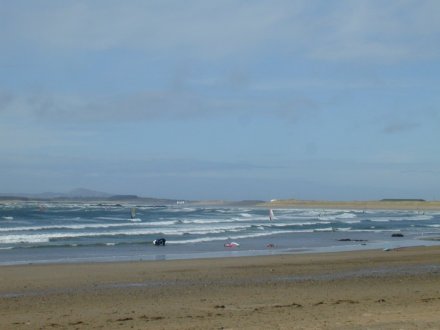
[153,238,166,246]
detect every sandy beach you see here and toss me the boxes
[261,199,440,211]
[1,246,440,329]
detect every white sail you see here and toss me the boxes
[269,209,274,221]
[130,207,136,219]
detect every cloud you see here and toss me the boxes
[2,1,439,61]
[0,152,272,181]
[1,1,438,126]
[308,0,440,61]
[0,91,13,108]
[0,87,320,124]
[383,122,420,134]
[1,1,297,58]
[378,107,438,135]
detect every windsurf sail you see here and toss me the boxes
[224,242,239,248]
[130,207,136,219]
[269,209,274,221]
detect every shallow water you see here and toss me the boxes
[1,201,440,265]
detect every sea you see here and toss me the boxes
[1,201,440,265]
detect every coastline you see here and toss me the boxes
[2,246,440,329]
[3,197,440,211]
[260,199,440,210]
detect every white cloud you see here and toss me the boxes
[1,1,297,57]
[307,1,440,61]
[2,1,439,61]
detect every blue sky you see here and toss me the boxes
[1,0,439,201]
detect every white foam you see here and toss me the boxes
[336,212,357,219]
[168,229,314,245]
[0,221,176,233]
[313,227,336,232]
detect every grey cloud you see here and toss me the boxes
[6,90,207,122]
[1,88,320,124]
[383,122,420,134]
[0,91,14,111]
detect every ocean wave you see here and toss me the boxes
[336,212,357,219]
[2,203,439,253]
[2,241,140,250]
[96,216,135,221]
[313,227,337,232]
[165,207,198,213]
[168,229,314,245]
[180,218,242,224]
[0,224,254,244]
[0,221,177,233]
[370,214,434,222]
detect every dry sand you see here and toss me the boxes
[1,246,440,329]
[261,199,440,211]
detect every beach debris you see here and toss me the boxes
[224,242,239,248]
[391,233,404,237]
[153,238,166,246]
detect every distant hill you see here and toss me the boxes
[0,188,265,206]
[107,195,139,201]
[64,188,111,199]
[0,188,111,199]
[0,188,180,205]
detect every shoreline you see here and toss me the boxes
[2,246,440,329]
[3,229,439,267]
[3,198,440,210]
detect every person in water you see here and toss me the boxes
[153,238,166,246]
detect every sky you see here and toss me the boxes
[1,0,440,201]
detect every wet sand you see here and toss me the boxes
[1,246,440,329]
